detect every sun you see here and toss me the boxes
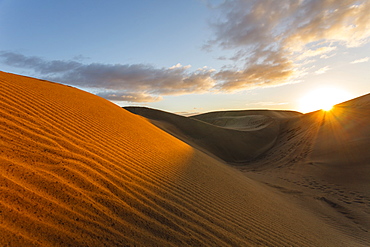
[298,87,352,113]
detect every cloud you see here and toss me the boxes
[315,66,331,75]
[350,57,369,64]
[215,57,296,91]
[320,53,336,59]
[96,92,162,103]
[297,46,337,60]
[169,63,191,70]
[0,51,215,102]
[284,1,370,49]
[0,51,81,74]
[2,0,370,101]
[207,0,370,90]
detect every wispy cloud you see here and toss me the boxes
[0,51,215,102]
[96,92,163,103]
[350,57,369,64]
[320,53,336,59]
[297,46,337,60]
[315,66,331,75]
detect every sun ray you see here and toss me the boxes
[299,87,352,113]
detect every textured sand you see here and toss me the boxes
[128,97,370,245]
[1,71,369,246]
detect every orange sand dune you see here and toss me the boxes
[0,71,368,246]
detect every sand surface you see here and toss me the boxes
[125,107,281,162]
[1,71,369,246]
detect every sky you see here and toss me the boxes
[1,0,369,115]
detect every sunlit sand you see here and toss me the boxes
[1,72,369,246]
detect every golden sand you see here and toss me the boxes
[1,71,369,246]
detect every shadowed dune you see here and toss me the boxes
[127,95,370,245]
[309,95,370,192]
[192,109,301,130]
[125,107,281,163]
[236,95,370,243]
[239,94,370,194]
[1,71,369,246]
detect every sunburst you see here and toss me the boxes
[299,87,352,113]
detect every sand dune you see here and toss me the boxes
[310,97,370,191]
[192,109,301,130]
[236,95,370,192]
[125,107,281,163]
[127,96,370,246]
[1,71,369,246]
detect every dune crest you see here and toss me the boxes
[125,107,281,163]
[1,72,368,246]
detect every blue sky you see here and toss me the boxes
[1,0,369,114]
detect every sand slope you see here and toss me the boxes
[125,107,280,163]
[310,96,370,191]
[0,71,368,246]
[128,96,370,245]
[236,96,370,244]
[238,95,370,193]
[192,109,301,131]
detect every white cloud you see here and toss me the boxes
[297,46,337,60]
[169,63,191,70]
[350,57,369,64]
[320,53,336,59]
[315,66,331,75]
